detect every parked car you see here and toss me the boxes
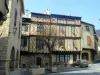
[72,59,89,68]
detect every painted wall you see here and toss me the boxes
[81,23,95,49]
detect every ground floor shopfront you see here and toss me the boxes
[20,51,82,68]
[81,48,97,63]
[52,51,81,66]
[20,50,96,68]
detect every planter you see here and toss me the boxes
[51,66,57,73]
[29,68,45,75]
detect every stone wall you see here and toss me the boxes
[0,0,23,74]
[20,54,49,68]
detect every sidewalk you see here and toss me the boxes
[45,65,72,75]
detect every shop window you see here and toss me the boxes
[60,55,65,62]
[56,55,59,62]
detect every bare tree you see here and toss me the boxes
[40,24,58,71]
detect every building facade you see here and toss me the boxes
[21,12,81,68]
[81,21,98,63]
[0,0,24,75]
[0,0,9,25]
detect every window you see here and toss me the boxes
[73,40,78,50]
[71,26,75,33]
[71,26,75,36]
[59,25,66,36]
[21,38,27,47]
[25,26,28,32]
[60,55,65,62]
[59,25,66,33]
[56,55,59,62]
[36,38,44,49]
[56,55,65,62]
[14,9,17,26]
[37,24,44,32]
[86,26,90,31]
[18,23,20,39]
[59,39,65,48]
[87,36,91,45]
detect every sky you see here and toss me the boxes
[24,0,100,29]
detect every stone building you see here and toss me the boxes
[81,21,98,63]
[0,0,9,25]
[0,0,24,75]
[21,12,81,68]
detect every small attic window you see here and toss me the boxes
[86,25,90,31]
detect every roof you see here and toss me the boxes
[31,12,81,20]
[81,21,94,27]
[81,21,96,34]
[22,17,32,23]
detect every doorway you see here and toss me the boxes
[36,57,41,66]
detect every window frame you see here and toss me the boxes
[59,25,66,36]
[21,38,27,47]
[36,38,44,49]
[37,24,44,32]
[59,39,65,48]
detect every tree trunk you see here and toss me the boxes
[49,48,52,72]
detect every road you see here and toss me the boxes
[45,66,100,75]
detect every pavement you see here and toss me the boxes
[45,66,100,75]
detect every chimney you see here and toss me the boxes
[44,9,50,14]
